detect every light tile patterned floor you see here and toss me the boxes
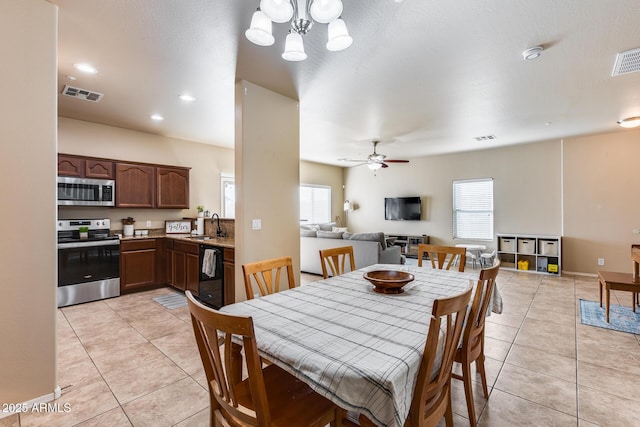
[4,266,640,426]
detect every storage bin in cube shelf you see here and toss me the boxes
[499,237,516,252]
[539,239,558,256]
[517,239,536,254]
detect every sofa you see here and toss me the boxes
[300,228,403,275]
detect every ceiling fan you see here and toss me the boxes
[339,140,410,170]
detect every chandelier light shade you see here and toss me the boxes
[260,0,294,23]
[309,0,343,23]
[282,31,307,61]
[326,18,352,51]
[367,162,383,171]
[245,10,275,46]
[246,0,350,61]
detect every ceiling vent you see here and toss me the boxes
[473,135,497,142]
[612,47,640,76]
[61,85,104,102]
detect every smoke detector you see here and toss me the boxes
[522,46,543,60]
[61,85,104,102]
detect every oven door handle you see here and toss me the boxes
[58,240,120,249]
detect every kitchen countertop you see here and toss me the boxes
[119,234,235,249]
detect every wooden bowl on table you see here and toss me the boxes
[363,270,415,294]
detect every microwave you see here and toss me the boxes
[57,176,115,206]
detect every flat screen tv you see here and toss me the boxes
[385,197,421,221]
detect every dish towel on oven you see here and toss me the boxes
[202,249,217,278]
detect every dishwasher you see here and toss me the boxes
[198,245,224,309]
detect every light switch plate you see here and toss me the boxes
[146,220,151,227]
[252,219,262,230]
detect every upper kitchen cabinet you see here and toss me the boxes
[58,154,113,179]
[115,162,156,208]
[58,154,83,177]
[157,166,190,209]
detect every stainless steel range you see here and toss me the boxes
[57,219,120,307]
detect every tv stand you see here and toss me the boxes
[385,234,430,258]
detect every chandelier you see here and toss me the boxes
[245,0,352,61]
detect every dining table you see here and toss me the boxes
[220,263,503,427]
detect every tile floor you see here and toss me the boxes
[3,266,640,427]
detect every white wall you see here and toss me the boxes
[345,140,562,246]
[235,81,300,301]
[0,0,58,405]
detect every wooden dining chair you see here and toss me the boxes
[452,260,501,427]
[242,256,295,300]
[319,245,356,279]
[185,291,343,427]
[417,244,466,272]
[405,287,473,427]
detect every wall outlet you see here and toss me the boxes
[252,219,262,230]
[598,258,605,266]
[146,220,151,227]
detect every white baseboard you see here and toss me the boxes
[0,385,60,419]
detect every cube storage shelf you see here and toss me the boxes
[496,233,561,275]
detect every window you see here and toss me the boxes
[300,185,331,224]
[452,178,493,240]
[221,173,235,219]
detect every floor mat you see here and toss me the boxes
[152,292,187,309]
[579,299,640,335]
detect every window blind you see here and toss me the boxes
[300,185,331,224]
[452,178,494,240]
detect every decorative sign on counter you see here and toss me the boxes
[165,220,192,234]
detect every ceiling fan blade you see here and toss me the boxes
[381,162,389,168]
[384,159,410,163]
[338,158,369,163]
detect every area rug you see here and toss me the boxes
[152,292,187,309]
[579,299,640,335]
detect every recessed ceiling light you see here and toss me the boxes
[150,114,164,121]
[522,46,543,60]
[617,116,640,128]
[179,94,196,102]
[73,63,98,74]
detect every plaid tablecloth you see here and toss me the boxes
[221,264,502,427]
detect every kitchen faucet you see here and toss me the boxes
[210,213,224,237]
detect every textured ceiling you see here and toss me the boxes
[52,0,640,165]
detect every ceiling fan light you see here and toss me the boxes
[367,162,383,171]
[260,0,293,23]
[245,10,275,46]
[309,0,343,24]
[617,116,640,128]
[282,31,307,61]
[326,18,352,51]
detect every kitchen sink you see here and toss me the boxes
[188,236,212,240]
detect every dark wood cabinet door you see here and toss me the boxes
[173,250,186,290]
[165,248,175,286]
[156,167,189,208]
[223,248,235,305]
[58,154,84,177]
[115,163,155,208]
[86,159,114,179]
[120,249,156,293]
[186,252,200,296]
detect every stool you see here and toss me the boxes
[597,271,640,322]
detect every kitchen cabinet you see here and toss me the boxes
[120,239,158,293]
[169,240,199,294]
[223,247,235,304]
[156,166,190,209]
[58,154,84,177]
[58,154,114,179]
[115,162,156,208]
